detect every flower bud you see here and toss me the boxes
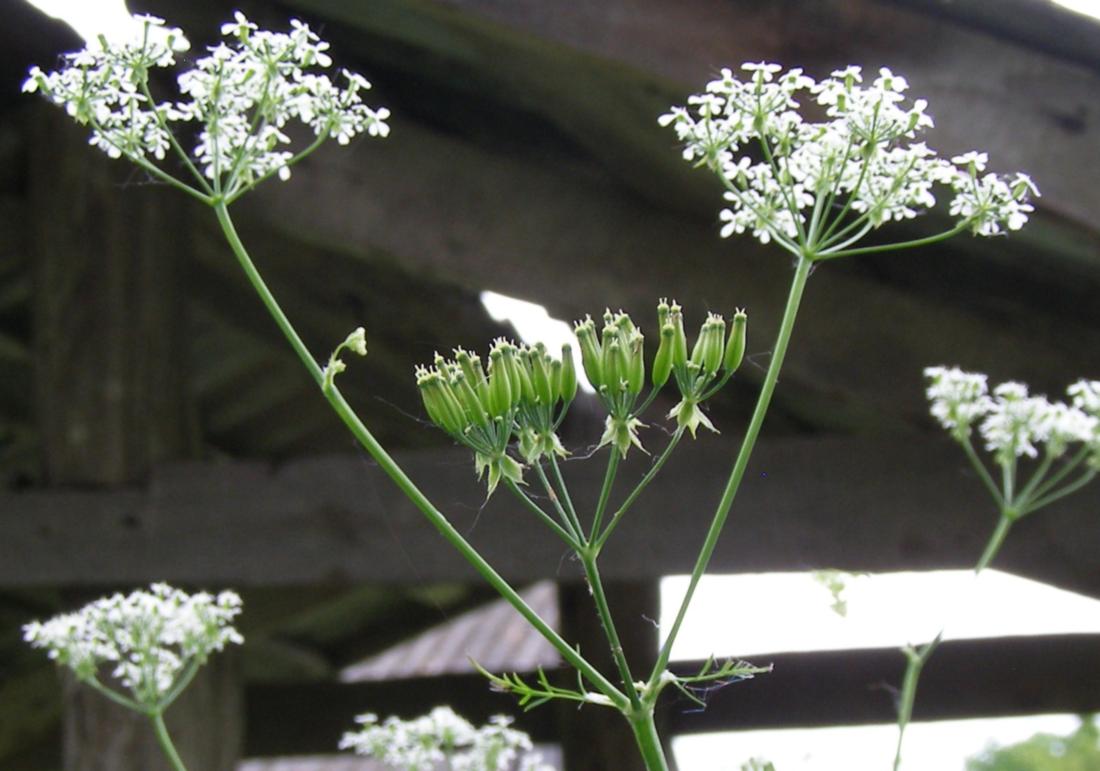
[455,348,486,390]
[416,368,447,429]
[453,370,489,428]
[690,320,709,368]
[603,339,624,392]
[652,324,674,387]
[723,309,747,373]
[499,343,523,401]
[436,378,470,436]
[702,314,725,376]
[669,302,688,369]
[529,350,553,405]
[626,331,644,395]
[558,344,578,403]
[656,298,670,330]
[574,318,603,389]
[514,351,536,405]
[488,349,512,417]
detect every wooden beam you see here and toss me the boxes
[243,634,1100,755]
[28,104,237,771]
[345,0,1100,229]
[2,437,1097,597]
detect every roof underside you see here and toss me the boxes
[2,0,1100,765]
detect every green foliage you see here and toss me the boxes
[966,717,1100,771]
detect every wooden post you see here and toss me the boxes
[558,579,677,771]
[29,108,241,771]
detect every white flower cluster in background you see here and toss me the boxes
[23,583,243,708]
[339,706,554,771]
[660,63,1038,252]
[924,367,1100,465]
[24,13,389,196]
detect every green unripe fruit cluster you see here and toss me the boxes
[416,338,578,438]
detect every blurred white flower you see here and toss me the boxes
[23,583,243,709]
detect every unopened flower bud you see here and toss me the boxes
[574,318,603,389]
[656,298,670,330]
[436,378,470,435]
[604,339,624,392]
[652,324,675,387]
[488,350,512,417]
[723,309,747,373]
[669,303,688,369]
[455,348,486,390]
[626,331,644,395]
[558,344,578,403]
[529,350,553,405]
[702,314,725,376]
[453,370,489,428]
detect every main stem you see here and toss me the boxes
[629,710,670,771]
[650,254,813,684]
[212,201,625,707]
[150,712,187,771]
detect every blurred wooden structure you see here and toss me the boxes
[3,0,1100,768]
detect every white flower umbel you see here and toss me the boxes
[24,12,390,204]
[23,583,243,713]
[660,64,1038,258]
[923,367,1099,521]
[338,706,554,771]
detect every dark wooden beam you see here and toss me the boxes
[2,437,1097,597]
[28,104,237,771]
[329,0,1100,229]
[243,634,1100,756]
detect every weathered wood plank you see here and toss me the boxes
[2,437,1097,596]
[243,634,1100,755]
[395,0,1100,229]
[28,106,238,771]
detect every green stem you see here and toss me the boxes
[817,224,968,260]
[534,462,585,546]
[85,678,147,714]
[649,254,813,686]
[894,497,1020,769]
[213,201,625,707]
[582,550,641,708]
[505,478,581,549]
[225,131,328,204]
[892,642,936,771]
[549,454,584,543]
[1029,446,1090,502]
[961,435,1004,507]
[1015,450,1055,506]
[596,428,684,551]
[1022,469,1097,514]
[589,450,620,543]
[976,513,1013,573]
[151,711,188,771]
[137,77,212,195]
[628,709,671,771]
[157,659,200,711]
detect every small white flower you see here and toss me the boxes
[924,366,990,440]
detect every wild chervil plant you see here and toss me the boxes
[23,584,242,769]
[25,15,1045,770]
[886,371,1100,771]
